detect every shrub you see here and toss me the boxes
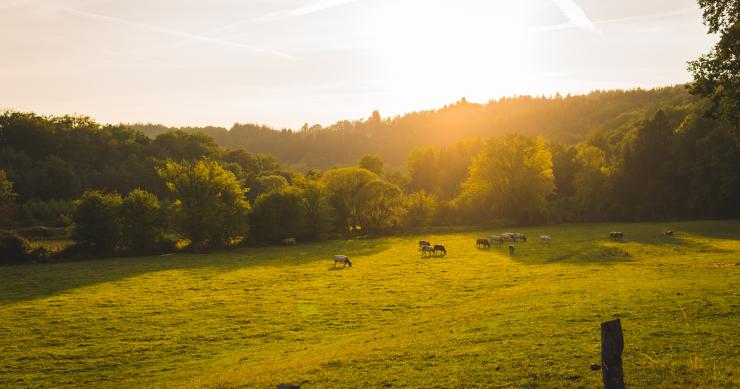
[71,191,122,253]
[119,189,168,253]
[250,187,307,244]
[16,199,73,227]
[404,191,439,227]
[0,229,31,265]
[157,159,250,251]
[16,226,68,239]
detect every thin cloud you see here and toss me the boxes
[253,0,363,22]
[551,0,599,33]
[0,0,34,12]
[530,6,698,34]
[62,8,298,60]
[596,6,696,25]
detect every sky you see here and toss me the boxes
[0,0,717,130]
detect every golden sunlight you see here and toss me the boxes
[364,1,535,109]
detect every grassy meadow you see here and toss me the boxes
[1,220,738,388]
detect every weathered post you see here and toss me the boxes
[277,384,300,389]
[601,319,625,389]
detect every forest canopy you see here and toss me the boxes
[1,82,738,261]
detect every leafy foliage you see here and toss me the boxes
[119,189,168,253]
[0,229,31,265]
[157,159,250,251]
[321,167,380,232]
[0,169,16,228]
[689,0,740,142]
[460,135,555,224]
[71,191,123,254]
[250,187,308,244]
[404,191,439,227]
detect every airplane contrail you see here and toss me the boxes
[62,7,298,60]
[252,0,364,22]
[550,0,599,33]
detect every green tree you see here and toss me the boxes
[688,0,740,143]
[617,110,677,218]
[361,180,405,231]
[404,191,439,227]
[571,145,614,220]
[406,146,438,194]
[0,169,16,228]
[72,191,122,253]
[358,154,384,176]
[258,175,289,193]
[250,187,307,244]
[459,134,555,224]
[119,189,168,253]
[157,159,250,251]
[321,167,380,232]
[296,179,332,239]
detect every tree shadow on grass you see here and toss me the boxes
[620,232,736,255]
[0,237,391,306]
[507,242,633,265]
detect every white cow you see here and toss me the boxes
[332,255,352,268]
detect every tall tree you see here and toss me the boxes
[688,0,740,143]
[119,189,168,253]
[157,159,250,251]
[358,154,385,176]
[71,191,123,253]
[321,167,380,232]
[459,135,555,224]
[618,110,677,218]
[360,180,404,231]
[0,169,16,227]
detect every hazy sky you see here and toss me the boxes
[0,0,717,129]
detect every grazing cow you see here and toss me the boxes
[433,244,447,256]
[282,237,297,245]
[539,235,551,243]
[513,233,527,242]
[490,235,504,244]
[476,238,490,248]
[508,245,515,256]
[501,233,515,241]
[421,245,435,257]
[332,255,352,268]
[609,231,624,241]
[663,230,674,236]
[419,240,431,250]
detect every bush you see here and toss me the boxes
[404,191,439,227]
[16,199,73,227]
[71,191,122,253]
[119,189,168,253]
[16,226,68,239]
[158,159,250,251]
[250,187,307,244]
[0,229,31,265]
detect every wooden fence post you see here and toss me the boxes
[601,319,625,389]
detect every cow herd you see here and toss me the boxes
[328,228,675,268]
[475,232,541,256]
[418,240,447,257]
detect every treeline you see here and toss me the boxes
[129,85,695,169]
[2,96,739,264]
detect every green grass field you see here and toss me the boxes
[1,220,738,388]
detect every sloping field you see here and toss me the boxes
[0,221,738,388]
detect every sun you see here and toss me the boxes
[362,0,536,110]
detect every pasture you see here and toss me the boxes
[0,220,738,388]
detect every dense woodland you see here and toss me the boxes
[129,86,695,169]
[0,0,738,263]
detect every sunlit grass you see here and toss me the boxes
[1,220,738,388]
